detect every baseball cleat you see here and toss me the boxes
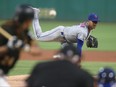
[53,54,61,59]
[32,7,40,13]
[30,7,40,18]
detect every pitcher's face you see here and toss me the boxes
[88,21,98,30]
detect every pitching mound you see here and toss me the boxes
[20,49,116,62]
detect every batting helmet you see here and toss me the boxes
[13,4,34,23]
[98,67,116,84]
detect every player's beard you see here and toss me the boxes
[92,25,96,29]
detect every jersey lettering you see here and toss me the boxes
[80,23,86,28]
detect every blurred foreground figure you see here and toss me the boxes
[0,4,40,87]
[97,67,116,87]
[26,45,94,87]
[0,70,10,87]
[0,4,35,74]
[53,44,81,67]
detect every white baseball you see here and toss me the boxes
[49,10,57,16]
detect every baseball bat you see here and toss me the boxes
[0,27,13,40]
[0,27,30,52]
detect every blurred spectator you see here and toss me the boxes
[26,45,94,87]
[97,67,116,87]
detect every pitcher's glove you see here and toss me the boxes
[86,35,98,48]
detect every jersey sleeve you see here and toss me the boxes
[77,38,84,56]
[77,28,88,41]
[78,33,87,41]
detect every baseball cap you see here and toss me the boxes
[88,13,99,22]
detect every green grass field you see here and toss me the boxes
[9,60,116,76]
[0,20,116,76]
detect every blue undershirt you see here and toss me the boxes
[77,39,84,56]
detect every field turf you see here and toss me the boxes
[9,60,116,76]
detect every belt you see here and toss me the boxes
[61,32,69,43]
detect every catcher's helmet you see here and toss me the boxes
[98,67,116,83]
[13,4,34,23]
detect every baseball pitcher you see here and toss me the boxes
[32,8,99,56]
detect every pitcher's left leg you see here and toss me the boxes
[38,26,64,42]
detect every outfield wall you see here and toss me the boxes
[0,0,116,22]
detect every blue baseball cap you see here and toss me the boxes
[88,13,99,22]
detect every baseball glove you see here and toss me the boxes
[86,35,98,48]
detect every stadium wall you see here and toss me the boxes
[0,0,116,22]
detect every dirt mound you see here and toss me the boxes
[20,49,116,62]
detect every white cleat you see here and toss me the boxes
[53,54,61,59]
[30,7,40,18]
[32,7,40,13]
